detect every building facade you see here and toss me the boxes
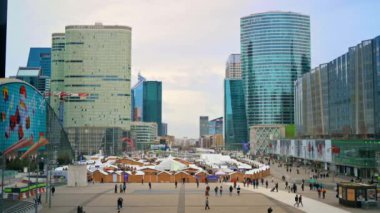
[130,122,158,150]
[131,75,163,135]
[0,78,74,161]
[295,35,380,138]
[26,47,51,77]
[270,139,380,179]
[199,116,209,137]
[16,67,50,94]
[49,23,132,155]
[209,117,223,135]
[225,54,241,79]
[241,11,310,127]
[224,79,248,150]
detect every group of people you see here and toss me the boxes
[114,183,127,193]
[243,178,264,189]
[293,194,304,207]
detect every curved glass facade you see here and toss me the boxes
[241,12,310,126]
[224,79,248,150]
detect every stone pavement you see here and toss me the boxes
[40,182,302,213]
[225,182,348,213]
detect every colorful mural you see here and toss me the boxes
[0,82,46,152]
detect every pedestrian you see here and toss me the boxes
[219,186,223,196]
[77,205,83,213]
[117,197,123,210]
[309,183,312,190]
[294,194,299,207]
[275,183,279,192]
[214,186,218,196]
[175,181,178,188]
[205,197,210,210]
[51,186,55,196]
[267,206,273,213]
[265,180,268,189]
[229,185,233,196]
[261,178,264,186]
[301,183,304,191]
[285,181,288,190]
[237,185,241,196]
[141,178,144,185]
[149,181,152,190]
[234,180,237,189]
[293,184,297,193]
[317,188,321,198]
[322,188,326,199]
[114,184,117,193]
[206,185,210,196]
[196,179,199,188]
[123,184,126,193]
[120,184,123,193]
[299,195,303,207]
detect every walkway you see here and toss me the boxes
[224,182,349,213]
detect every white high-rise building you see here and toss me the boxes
[50,23,132,155]
[225,54,241,79]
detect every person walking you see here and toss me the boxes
[205,185,210,196]
[114,184,117,193]
[196,179,199,188]
[123,184,126,193]
[205,197,210,210]
[149,182,152,190]
[285,181,288,190]
[317,188,321,198]
[51,186,55,196]
[322,188,326,199]
[237,185,241,196]
[229,185,233,196]
[275,183,279,192]
[175,181,178,188]
[301,183,304,191]
[214,186,219,196]
[117,197,124,210]
[294,194,299,207]
[219,186,223,196]
[299,195,303,207]
[267,207,273,213]
[120,184,123,193]
[265,180,269,189]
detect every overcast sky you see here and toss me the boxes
[6,0,380,138]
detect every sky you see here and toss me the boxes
[6,0,380,138]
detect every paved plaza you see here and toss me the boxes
[40,182,302,213]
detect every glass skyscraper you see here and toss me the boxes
[27,47,51,77]
[224,79,248,150]
[131,76,163,136]
[241,11,310,126]
[199,116,209,137]
[208,117,223,135]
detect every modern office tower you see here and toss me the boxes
[26,48,51,77]
[209,117,223,135]
[131,76,163,135]
[0,0,6,78]
[130,122,158,150]
[225,54,241,79]
[161,123,168,136]
[224,79,248,150]
[50,23,132,155]
[16,67,50,94]
[50,33,65,122]
[199,116,209,137]
[241,12,310,126]
[295,35,380,138]
[143,81,162,135]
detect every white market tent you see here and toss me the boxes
[155,156,187,172]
